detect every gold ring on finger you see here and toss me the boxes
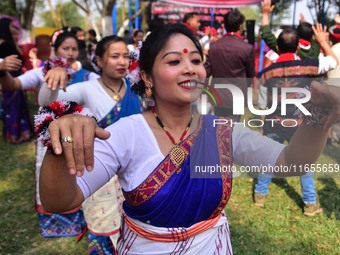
[62,136,74,143]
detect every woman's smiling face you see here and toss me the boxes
[149,33,206,105]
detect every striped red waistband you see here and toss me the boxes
[123,214,222,242]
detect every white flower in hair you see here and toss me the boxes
[127,41,142,85]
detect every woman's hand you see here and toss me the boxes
[44,67,69,91]
[0,55,22,72]
[311,81,340,131]
[48,114,110,176]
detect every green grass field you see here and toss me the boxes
[0,92,339,254]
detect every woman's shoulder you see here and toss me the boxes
[69,78,99,88]
[106,113,144,130]
[114,113,144,124]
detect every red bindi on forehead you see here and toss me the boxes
[183,48,188,54]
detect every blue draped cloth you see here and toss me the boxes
[123,115,233,228]
[69,68,92,85]
[98,78,141,128]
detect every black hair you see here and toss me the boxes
[51,29,78,51]
[88,29,97,37]
[95,35,126,57]
[72,26,84,33]
[183,12,198,23]
[0,17,20,57]
[92,35,127,73]
[224,10,245,32]
[334,28,340,34]
[133,30,144,38]
[297,22,313,41]
[132,23,203,96]
[277,28,299,53]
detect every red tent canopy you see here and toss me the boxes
[160,0,262,8]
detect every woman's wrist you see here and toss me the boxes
[42,57,75,81]
[295,101,332,128]
[34,100,96,150]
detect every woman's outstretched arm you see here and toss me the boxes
[39,114,110,212]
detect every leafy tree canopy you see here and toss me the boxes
[40,1,85,29]
[0,0,44,29]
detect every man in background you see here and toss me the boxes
[204,9,255,119]
[182,12,210,47]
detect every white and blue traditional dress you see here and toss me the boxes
[76,114,285,254]
[38,77,141,253]
[14,62,99,238]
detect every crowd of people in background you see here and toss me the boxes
[0,18,34,144]
[1,0,340,253]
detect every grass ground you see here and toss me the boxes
[0,92,339,254]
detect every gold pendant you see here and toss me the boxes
[169,146,188,173]
[113,94,121,101]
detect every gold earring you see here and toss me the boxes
[145,87,152,98]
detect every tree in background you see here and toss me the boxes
[70,0,101,40]
[271,0,302,14]
[40,1,85,29]
[70,0,117,36]
[306,0,339,25]
[0,0,44,42]
[70,0,149,37]
[272,0,340,26]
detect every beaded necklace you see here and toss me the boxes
[151,107,192,144]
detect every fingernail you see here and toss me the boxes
[87,165,93,171]
[76,171,82,176]
[69,168,76,175]
[54,147,61,154]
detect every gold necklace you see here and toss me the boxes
[152,107,192,171]
[101,78,124,101]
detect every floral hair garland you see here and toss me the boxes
[34,100,95,148]
[42,57,75,81]
[51,29,64,46]
[51,27,73,46]
[126,41,142,86]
